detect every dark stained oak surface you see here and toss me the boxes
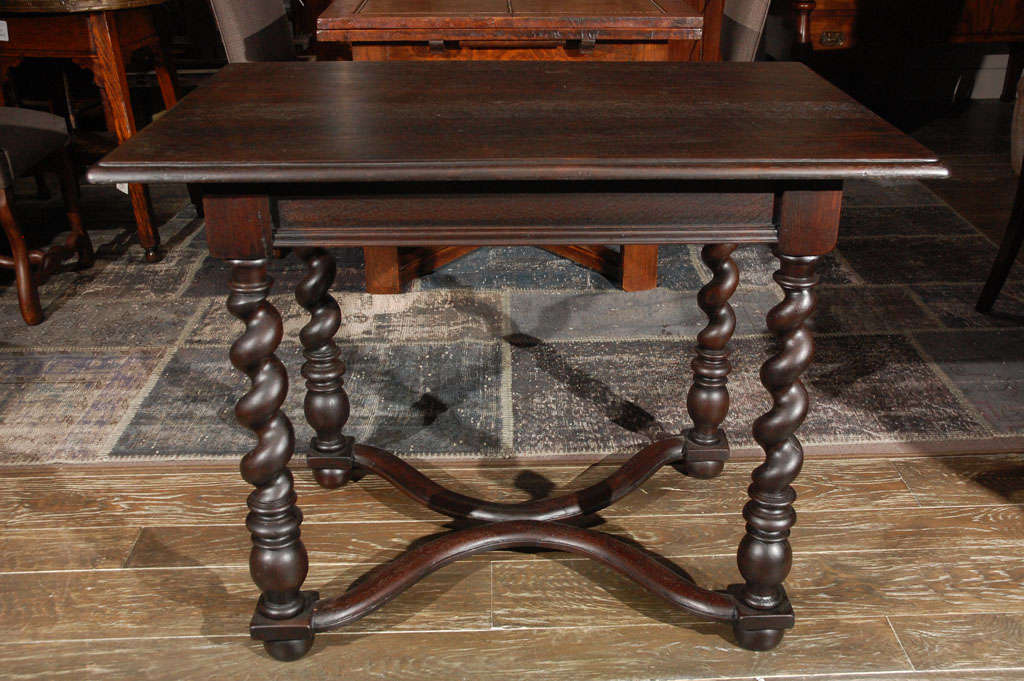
[87,61,947,184]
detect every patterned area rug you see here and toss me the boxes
[0,178,1022,464]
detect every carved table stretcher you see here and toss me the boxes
[88,61,946,661]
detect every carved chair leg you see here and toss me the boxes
[0,188,43,325]
[977,170,1024,313]
[88,11,162,263]
[53,149,94,268]
[296,247,356,489]
[678,243,738,479]
[227,259,316,662]
[148,33,180,111]
[733,250,817,651]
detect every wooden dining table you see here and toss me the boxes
[88,60,946,662]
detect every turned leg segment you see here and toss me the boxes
[296,248,355,489]
[227,259,316,661]
[680,243,738,479]
[733,251,817,650]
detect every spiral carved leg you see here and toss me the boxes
[295,248,356,490]
[733,251,817,651]
[678,243,738,479]
[227,260,315,661]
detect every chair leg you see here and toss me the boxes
[0,188,43,325]
[977,171,1024,313]
[53,149,94,268]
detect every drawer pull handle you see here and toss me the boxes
[820,31,846,47]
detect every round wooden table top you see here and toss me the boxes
[0,0,162,12]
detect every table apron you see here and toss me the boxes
[270,187,777,248]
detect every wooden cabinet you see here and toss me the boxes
[793,0,1024,52]
[317,0,711,61]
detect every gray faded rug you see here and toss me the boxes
[0,177,1022,464]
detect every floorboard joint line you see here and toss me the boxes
[120,527,144,568]
[885,615,916,671]
[886,459,923,509]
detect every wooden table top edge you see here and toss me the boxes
[87,160,948,185]
[84,62,948,186]
[315,16,704,30]
[0,0,163,12]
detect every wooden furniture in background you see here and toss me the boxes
[0,107,92,324]
[0,0,179,262]
[978,71,1024,312]
[793,0,1024,51]
[318,0,710,293]
[791,0,1024,94]
[89,60,945,661]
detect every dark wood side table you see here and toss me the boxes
[89,61,945,662]
[0,0,180,262]
[317,0,716,293]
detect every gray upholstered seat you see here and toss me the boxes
[721,0,772,62]
[208,0,295,63]
[0,107,69,188]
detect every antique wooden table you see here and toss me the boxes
[0,0,179,262]
[89,61,945,661]
[318,0,718,294]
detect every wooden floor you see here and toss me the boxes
[0,453,1022,680]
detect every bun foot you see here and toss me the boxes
[674,458,726,479]
[312,466,354,489]
[263,637,314,661]
[733,625,785,651]
[144,247,163,263]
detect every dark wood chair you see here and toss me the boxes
[977,73,1024,313]
[0,108,93,325]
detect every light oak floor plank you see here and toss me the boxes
[0,563,490,642]
[1,457,919,529]
[893,454,1024,507]
[489,549,1024,628]
[0,528,139,571]
[122,504,1024,569]
[771,672,1024,681]
[889,612,1024,671]
[0,618,910,681]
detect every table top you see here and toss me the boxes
[0,0,161,12]
[317,0,702,41]
[88,61,947,185]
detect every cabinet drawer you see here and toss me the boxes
[809,12,856,50]
[351,40,690,61]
